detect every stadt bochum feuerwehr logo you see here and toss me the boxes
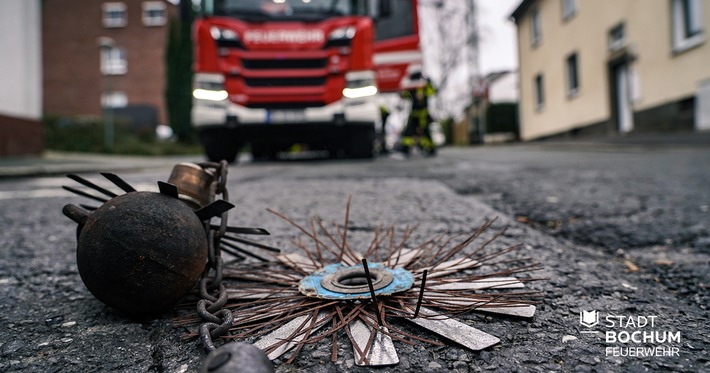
[580,310,600,328]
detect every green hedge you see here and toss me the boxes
[165,12,194,143]
[43,116,200,155]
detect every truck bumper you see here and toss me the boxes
[192,96,379,129]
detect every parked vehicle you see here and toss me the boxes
[192,0,422,161]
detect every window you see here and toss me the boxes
[374,0,415,41]
[101,91,128,108]
[103,2,127,28]
[142,1,167,26]
[562,0,576,20]
[608,23,625,51]
[100,46,127,75]
[671,0,704,53]
[566,53,579,97]
[534,74,544,109]
[531,9,542,46]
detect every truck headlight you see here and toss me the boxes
[329,26,356,40]
[343,71,378,99]
[326,26,356,47]
[210,26,242,48]
[193,73,228,101]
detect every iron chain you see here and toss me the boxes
[196,160,232,352]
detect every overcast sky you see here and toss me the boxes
[416,0,522,118]
[477,0,520,75]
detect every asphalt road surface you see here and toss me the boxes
[1,141,708,372]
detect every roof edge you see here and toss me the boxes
[510,0,536,23]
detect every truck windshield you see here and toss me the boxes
[205,0,369,21]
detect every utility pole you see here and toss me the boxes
[467,0,479,98]
[468,0,484,144]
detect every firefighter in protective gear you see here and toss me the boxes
[399,79,437,156]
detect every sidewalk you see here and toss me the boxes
[535,130,710,148]
[0,151,204,178]
[1,132,708,178]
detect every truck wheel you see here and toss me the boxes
[198,128,239,163]
[348,127,375,159]
[250,143,277,161]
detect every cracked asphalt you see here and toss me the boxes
[1,136,708,372]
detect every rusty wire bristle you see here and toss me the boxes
[361,258,384,326]
[173,198,544,366]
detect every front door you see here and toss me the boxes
[613,63,634,133]
[696,79,710,131]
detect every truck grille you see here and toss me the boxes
[243,58,327,70]
[244,77,326,87]
[246,102,325,109]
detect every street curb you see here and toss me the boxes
[0,152,204,178]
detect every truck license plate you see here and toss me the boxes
[268,110,306,124]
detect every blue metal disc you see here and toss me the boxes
[299,262,415,300]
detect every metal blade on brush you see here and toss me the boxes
[157,181,179,199]
[429,277,525,291]
[349,319,399,366]
[66,174,118,198]
[62,185,109,203]
[221,240,270,262]
[222,235,281,253]
[194,200,234,221]
[478,305,537,318]
[218,245,246,261]
[100,172,137,193]
[407,307,500,350]
[253,311,330,360]
[211,225,271,236]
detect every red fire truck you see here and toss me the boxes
[192,0,422,161]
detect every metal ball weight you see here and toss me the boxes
[64,191,208,319]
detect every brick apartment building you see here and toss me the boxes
[42,0,178,128]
